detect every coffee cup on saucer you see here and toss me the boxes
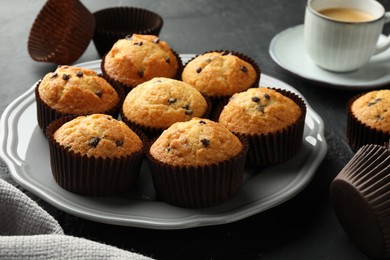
[304,0,390,72]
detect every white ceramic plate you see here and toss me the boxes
[0,55,327,230]
[269,24,390,90]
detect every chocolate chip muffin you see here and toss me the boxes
[121,77,209,137]
[36,65,121,133]
[218,87,306,167]
[101,34,182,93]
[147,118,248,208]
[47,114,145,196]
[181,50,260,103]
[347,89,390,152]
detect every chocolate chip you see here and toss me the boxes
[375,115,384,121]
[165,57,171,64]
[133,41,143,46]
[137,69,144,78]
[221,50,230,56]
[95,90,102,97]
[205,58,212,63]
[199,120,206,124]
[115,140,123,147]
[168,97,177,104]
[153,38,160,44]
[257,106,265,113]
[154,80,162,83]
[201,138,210,147]
[88,137,100,148]
[50,72,58,78]
[196,67,202,73]
[125,35,133,40]
[240,66,248,72]
[166,147,171,153]
[263,93,271,100]
[76,71,83,77]
[368,98,382,106]
[185,109,193,115]
[62,74,70,80]
[106,116,111,120]
[182,104,190,110]
[252,96,260,102]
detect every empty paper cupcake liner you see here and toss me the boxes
[182,50,261,109]
[35,81,124,135]
[28,0,95,64]
[92,7,163,57]
[347,93,390,152]
[330,143,390,259]
[101,48,183,94]
[146,137,248,208]
[120,95,213,139]
[46,116,146,196]
[232,88,307,168]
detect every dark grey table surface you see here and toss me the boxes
[1,0,389,259]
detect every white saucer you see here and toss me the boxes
[269,24,390,90]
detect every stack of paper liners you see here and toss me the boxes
[330,143,390,260]
[93,7,163,57]
[28,0,95,64]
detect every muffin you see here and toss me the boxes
[36,65,121,133]
[121,77,210,137]
[147,118,248,208]
[101,34,182,93]
[181,50,260,104]
[28,0,95,64]
[47,114,145,196]
[347,89,390,152]
[330,142,390,260]
[218,87,306,168]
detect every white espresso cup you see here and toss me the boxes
[304,0,390,72]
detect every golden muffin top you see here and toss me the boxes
[54,114,143,159]
[149,118,243,166]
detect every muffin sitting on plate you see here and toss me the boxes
[46,114,145,196]
[35,65,121,134]
[121,77,210,137]
[101,34,182,93]
[147,118,248,208]
[181,50,260,105]
[218,87,306,168]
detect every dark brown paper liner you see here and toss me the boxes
[92,7,163,57]
[120,95,213,139]
[330,144,390,259]
[28,0,95,64]
[146,137,248,208]
[101,46,183,95]
[46,116,146,196]
[347,93,390,152]
[181,50,261,109]
[229,88,307,168]
[35,82,124,135]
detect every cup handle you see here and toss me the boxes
[374,12,390,54]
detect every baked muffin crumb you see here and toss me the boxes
[150,118,242,166]
[54,114,142,159]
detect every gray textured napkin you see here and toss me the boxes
[0,178,153,259]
